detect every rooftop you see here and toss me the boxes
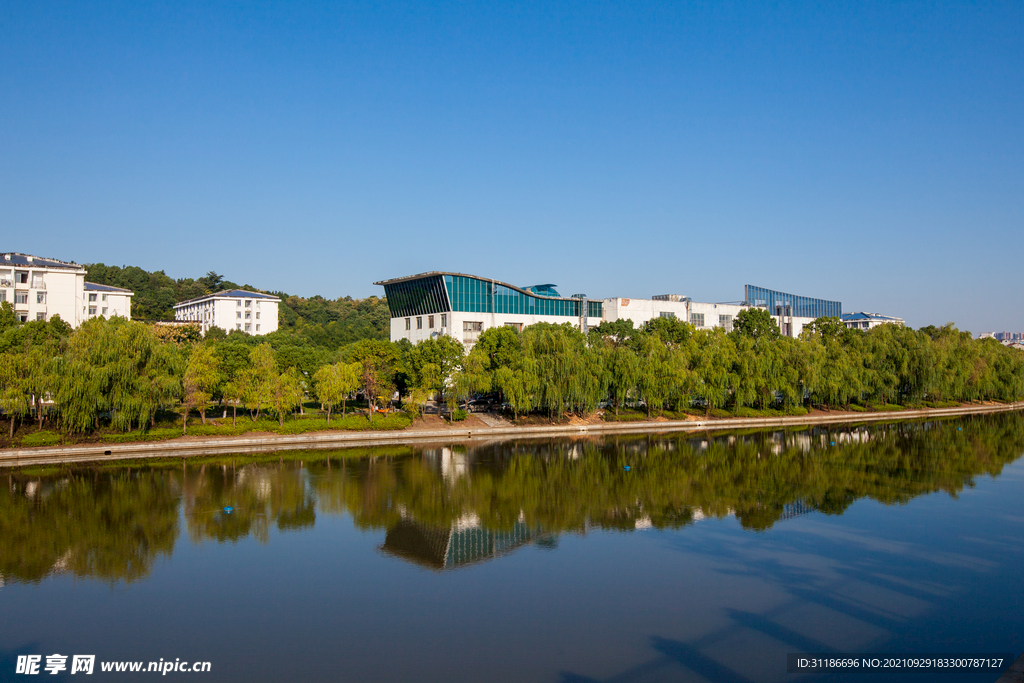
[174,289,280,307]
[841,312,903,322]
[0,252,85,271]
[84,281,133,293]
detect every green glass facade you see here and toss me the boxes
[380,273,602,319]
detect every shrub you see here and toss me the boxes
[451,409,468,422]
[20,430,63,447]
[710,409,732,418]
[848,404,868,413]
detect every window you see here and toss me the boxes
[102,294,108,302]
[405,318,411,330]
[17,313,27,323]
[719,314,733,328]
[15,291,28,305]
[428,315,434,328]
[36,292,46,304]
[256,324,261,332]
[659,311,675,318]
[441,314,447,327]
[504,322,523,332]
[245,324,251,332]
[88,293,97,302]
[88,306,97,315]
[245,311,251,319]
[237,311,242,319]
[237,300,242,307]
[245,300,251,307]
[255,312,260,319]
[36,312,45,321]
[16,271,28,284]
[0,291,5,302]
[690,313,705,327]
[236,323,241,330]
[417,317,423,329]
[102,307,108,316]
[463,321,483,343]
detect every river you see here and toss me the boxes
[2,413,1022,682]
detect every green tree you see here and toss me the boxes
[270,369,305,426]
[314,362,362,423]
[733,308,781,340]
[181,344,221,433]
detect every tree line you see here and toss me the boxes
[2,302,1023,441]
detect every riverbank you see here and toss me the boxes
[2,401,1022,469]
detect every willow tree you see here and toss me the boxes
[314,361,361,423]
[181,344,221,433]
[239,344,277,421]
[692,328,737,417]
[270,369,305,426]
[0,351,31,438]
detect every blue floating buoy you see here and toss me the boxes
[623,465,631,471]
[957,427,962,431]
[223,506,234,514]
[830,441,835,446]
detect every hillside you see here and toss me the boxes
[85,263,390,345]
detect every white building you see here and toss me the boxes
[0,252,133,326]
[173,289,280,336]
[840,312,904,331]
[83,282,133,322]
[374,272,829,346]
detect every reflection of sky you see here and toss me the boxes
[1,462,1022,682]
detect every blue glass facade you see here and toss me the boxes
[379,273,602,319]
[744,285,841,319]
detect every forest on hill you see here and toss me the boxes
[84,263,390,348]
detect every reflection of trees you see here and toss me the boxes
[3,413,1023,582]
[182,462,316,544]
[313,413,1024,535]
[0,471,179,584]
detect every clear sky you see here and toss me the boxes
[2,1,1021,333]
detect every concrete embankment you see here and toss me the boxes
[2,402,1022,469]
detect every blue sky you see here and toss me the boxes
[1,1,1021,333]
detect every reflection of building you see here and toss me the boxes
[381,518,552,570]
[375,272,846,345]
[173,289,280,336]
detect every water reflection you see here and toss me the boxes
[2,413,1023,585]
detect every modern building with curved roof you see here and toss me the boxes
[374,272,603,344]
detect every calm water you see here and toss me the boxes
[2,414,1023,682]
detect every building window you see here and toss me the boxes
[88,293,97,302]
[441,314,447,328]
[245,311,251,319]
[36,312,45,321]
[245,324,251,332]
[89,306,97,315]
[659,311,675,318]
[245,300,251,307]
[690,313,705,327]
[15,291,28,305]
[17,313,27,323]
[255,312,260,319]
[102,307,108,316]
[417,317,423,329]
[102,294,108,302]
[405,318,411,330]
[256,324,260,332]
[428,315,434,328]
[237,311,242,319]
[36,292,46,304]
[0,291,5,302]
[237,300,242,307]
[719,314,733,328]
[15,271,28,284]
[236,323,241,330]
[504,322,523,332]
[463,321,483,343]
